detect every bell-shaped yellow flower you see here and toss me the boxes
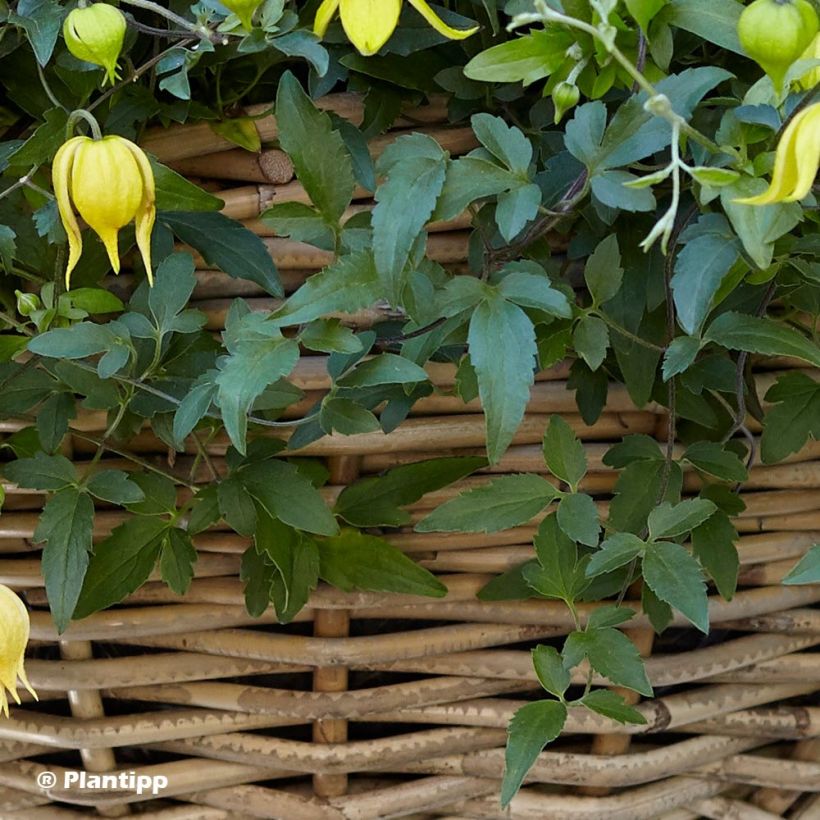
[314,0,478,57]
[63,4,127,86]
[736,103,820,205]
[0,584,37,718]
[52,135,155,289]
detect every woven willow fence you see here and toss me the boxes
[1,96,819,819]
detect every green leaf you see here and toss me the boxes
[218,475,257,536]
[472,113,532,173]
[86,470,145,505]
[28,322,117,359]
[320,397,380,435]
[271,249,380,327]
[148,252,199,335]
[557,493,600,547]
[319,529,446,597]
[276,72,354,224]
[432,156,518,221]
[586,533,646,577]
[478,561,538,600]
[603,435,664,468]
[214,313,299,453]
[648,499,717,540]
[573,316,609,372]
[10,0,64,65]
[782,545,820,585]
[683,441,747,482]
[501,700,567,807]
[495,183,542,241]
[151,158,223,212]
[543,415,587,490]
[160,528,197,595]
[564,627,653,696]
[532,645,570,698]
[336,457,485,527]
[68,288,124,315]
[372,135,447,300]
[625,0,667,32]
[416,474,558,533]
[581,690,647,724]
[659,0,744,52]
[468,293,537,464]
[608,460,682,534]
[587,605,636,629]
[240,545,276,617]
[591,170,656,212]
[692,511,739,600]
[125,473,177,516]
[173,380,217,447]
[464,30,567,84]
[642,583,674,633]
[663,336,701,381]
[300,319,363,355]
[35,392,76,454]
[242,460,339,536]
[526,515,589,603]
[34,489,94,632]
[187,485,220,534]
[3,452,75,490]
[338,353,429,388]
[761,373,820,463]
[672,233,739,335]
[74,516,169,619]
[643,540,709,632]
[498,265,572,318]
[162,211,282,296]
[584,235,623,306]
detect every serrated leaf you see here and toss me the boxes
[683,441,747,482]
[338,353,429,388]
[761,373,820,463]
[498,265,572,318]
[336,457,484,527]
[573,315,609,372]
[36,392,76,453]
[557,493,600,547]
[160,528,197,595]
[526,515,589,603]
[472,113,532,173]
[586,533,646,577]
[587,605,636,629]
[319,529,446,597]
[663,336,701,381]
[584,235,623,306]
[468,293,537,464]
[564,628,653,695]
[648,498,717,540]
[692,511,739,600]
[501,700,567,807]
[3,452,76,490]
[34,488,94,633]
[782,545,820,585]
[581,690,647,724]
[643,540,709,632]
[416,474,558,533]
[86,470,145,505]
[532,645,570,698]
[543,415,587,489]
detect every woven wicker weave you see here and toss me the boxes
[0,99,818,819]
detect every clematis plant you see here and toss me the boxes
[0,585,37,718]
[313,0,478,56]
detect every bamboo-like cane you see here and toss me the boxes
[168,148,294,184]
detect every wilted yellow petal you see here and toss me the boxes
[735,106,808,205]
[314,0,341,36]
[0,584,36,718]
[784,104,820,200]
[339,0,401,56]
[52,136,86,289]
[407,0,478,40]
[124,139,157,285]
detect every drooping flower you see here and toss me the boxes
[63,3,127,86]
[0,584,37,718]
[52,135,155,289]
[736,103,820,205]
[797,33,820,90]
[221,0,262,31]
[314,0,478,57]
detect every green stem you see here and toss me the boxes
[596,314,665,352]
[66,109,103,140]
[118,0,213,39]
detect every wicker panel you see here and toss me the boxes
[0,103,817,818]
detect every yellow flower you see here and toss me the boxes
[736,103,820,205]
[63,4,127,86]
[314,0,478,57]
[221,0,261,31]
[0,584,37,718]
[797,33,820,90]
[53,135,155,289]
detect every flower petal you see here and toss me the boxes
[0,584,35,717]
[51,137,86,289]
[123,139,157,285]
[407,0,478,40]
[339,0,401,56]
[314,0,341,36]
[734,107,806,205]
[784,104,820,201]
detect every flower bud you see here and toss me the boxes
[552,81,580,124]
[63,3,127,86]
[0,584,37,718]
[221,0,262,31]
[15,291,40,317]
[738,0,819,90]
[52,134,155,288]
